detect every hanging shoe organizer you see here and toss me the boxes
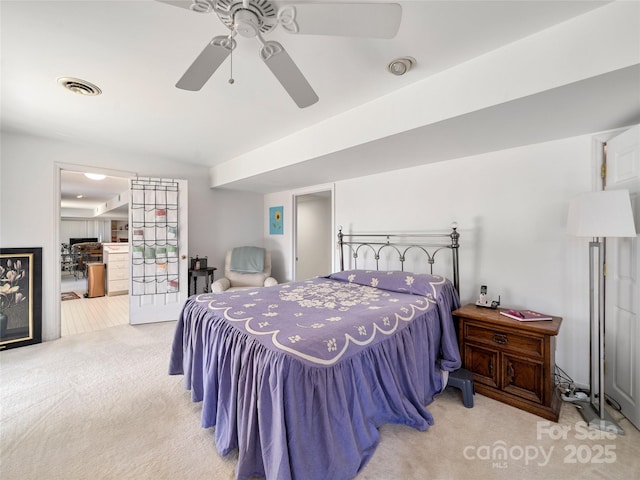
[130,178,179,295]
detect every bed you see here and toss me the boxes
[169,225,461,480]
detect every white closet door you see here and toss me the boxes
[605,125,639,429]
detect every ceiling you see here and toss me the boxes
[60,170,130,218]
[2,1,639,212]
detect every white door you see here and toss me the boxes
[129,178,189,325]
[294,191,332,281]
[604,125,640,429]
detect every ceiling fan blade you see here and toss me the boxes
[155,0,214,14]
[278,3,402,39]
[176,35,235,91]
[260,41,318,109]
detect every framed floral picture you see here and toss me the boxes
[270,206,283,235]
[0,247,42,350]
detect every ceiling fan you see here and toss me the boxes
[157,1,402,108]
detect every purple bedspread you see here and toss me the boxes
[169,271,461,480]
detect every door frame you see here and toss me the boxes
[591,128,628,190]
[54,163,135,338]
[292,184,335,281]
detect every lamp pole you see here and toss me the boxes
[567,189,636,436]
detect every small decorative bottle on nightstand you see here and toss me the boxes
[453,304,563,421]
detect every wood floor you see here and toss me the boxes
[61,275,129,336]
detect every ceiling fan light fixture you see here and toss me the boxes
[233,9,261,37]
[216,0,277,35]
[58,77,102,96]
[84,173,106,181]
[387,56,416,76]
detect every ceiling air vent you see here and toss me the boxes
[57,77,102,96]
[387,57,416,76]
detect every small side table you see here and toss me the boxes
[188,267,216,295]
[453,304,562,421]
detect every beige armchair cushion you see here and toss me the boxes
[211,249,277,293]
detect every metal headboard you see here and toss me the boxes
[338,223,460,294]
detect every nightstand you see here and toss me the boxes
[188,267,217,295]
[453,304,563,421]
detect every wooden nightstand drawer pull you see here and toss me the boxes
[493,333,508,345]
[506,363,514,379]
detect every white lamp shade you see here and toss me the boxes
[567,190,637,238]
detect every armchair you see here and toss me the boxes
[211,248,278,293]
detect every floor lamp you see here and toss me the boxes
[566,189,636,435]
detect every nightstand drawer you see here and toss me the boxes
[464,323,543,357]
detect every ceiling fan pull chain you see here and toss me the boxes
[228,39,234,84]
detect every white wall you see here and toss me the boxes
[263,192,291,283]
[0,131,264,341]
[265,134,597,387]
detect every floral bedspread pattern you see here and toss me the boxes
[192,273,445,366]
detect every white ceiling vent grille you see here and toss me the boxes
[57,77,102,96]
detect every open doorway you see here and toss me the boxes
[294,190,333,281]
[58,167,131,336]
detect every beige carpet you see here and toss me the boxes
[1,322,638,480]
